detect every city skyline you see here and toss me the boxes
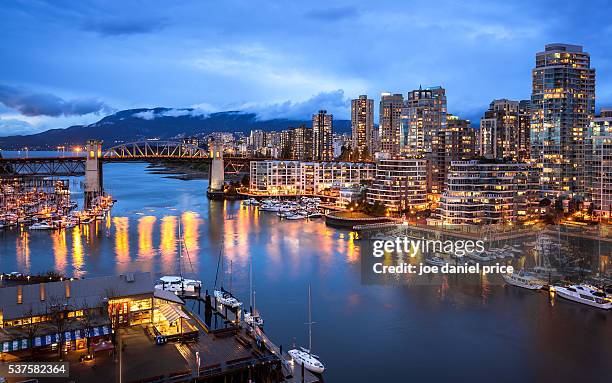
[1,1,612,136]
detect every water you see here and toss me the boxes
[1,162,611,382]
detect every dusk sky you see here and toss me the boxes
[1,0,611,136]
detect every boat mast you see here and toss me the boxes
[307,283,313,354]
[249,258,253,312]
[229,260,233,294]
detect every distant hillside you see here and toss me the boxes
[0,108,352,149]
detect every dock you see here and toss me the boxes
[180,290,321,383]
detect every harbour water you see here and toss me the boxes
[1,161,611,382]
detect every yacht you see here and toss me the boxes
[29,222,54,230]
[424,255,446,267]
[502,270,545,290]
[467,252,493,262]
[286,212,307,220]
[155,221,202,295]
[244,258,264,327]
[214,289,243,309]
[552,284,612,309]
[213,246,243,309]
[155,276,202,294]
[289,284,325,374]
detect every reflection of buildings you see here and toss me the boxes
[366,158,428,212]
[250,160,375,195]
[0,273,195,357]
[435,160,537,225]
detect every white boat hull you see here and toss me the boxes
[555,287,612,310]
[502,274,543,290]
[288,349,325,374]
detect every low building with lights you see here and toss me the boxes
[249,160,375,196]
[433,159,537,225]
[0,272,194,357]
[366,158,428,212]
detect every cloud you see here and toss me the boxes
[132,108,210,120]
[83,17,168,36]
[240,90,350,120]
[0,85,111,117]
[305,6,361,21]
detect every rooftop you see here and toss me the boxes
[0,272,154,321]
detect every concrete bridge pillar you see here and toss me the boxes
[207,140,225,199]
[84,140,103,209]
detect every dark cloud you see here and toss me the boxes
[245,90,350,120]
[0,85,111,117]
[83,17,168,36]
[305,6,360,21]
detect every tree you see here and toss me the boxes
[80,300,95,354]
[22,306,41,359]
[241,174,250,187]
[46,295,70,360]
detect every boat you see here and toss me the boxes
[155,221,202,295]
[155,276,202,294]
[244,258,264,328]
[288,284,325,374]
[213,245,243,309]
[552,284,612,309]
[502,270,545,290]
[29,222,54,230]
[286,212,307,220]
[467,252,493,262]
[424,255,446,267]
[214,288,243,308]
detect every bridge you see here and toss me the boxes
[0,140,257,176]
[0,140,261,207]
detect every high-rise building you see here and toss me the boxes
[531,43,596,196]
[401,86,447,155]
[379,93,404,155]
[312,110,333,161]
[479,99,530,161]
[427,115,476,195]
[585,109,612,217]
[293,125,313,161]
[366,158,428,212]
[351,95,374,159]
[435,160,537,225]
[249,130,266,154]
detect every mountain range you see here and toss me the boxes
[0,108,352,150]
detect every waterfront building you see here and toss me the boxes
[531,43,596,196]
[427,115,477,195]
[366,158,428,212]
[249,160,375,195]
[379,93,404,155]
[479,99,530,161]
[435,160,537,225]
[312,110,333,161]
[585,109,612,217]
[401,86,447,155]
[0,273,194,356]
[351,95,375,159]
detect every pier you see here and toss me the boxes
[178,290,321,383]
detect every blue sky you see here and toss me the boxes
[1,0,611,136]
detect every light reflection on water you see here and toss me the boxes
[1,161,611,382]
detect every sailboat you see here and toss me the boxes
[244,258,264,327]
[213,244,243,309]
[288,284,325,374]
[155,219,202,295]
